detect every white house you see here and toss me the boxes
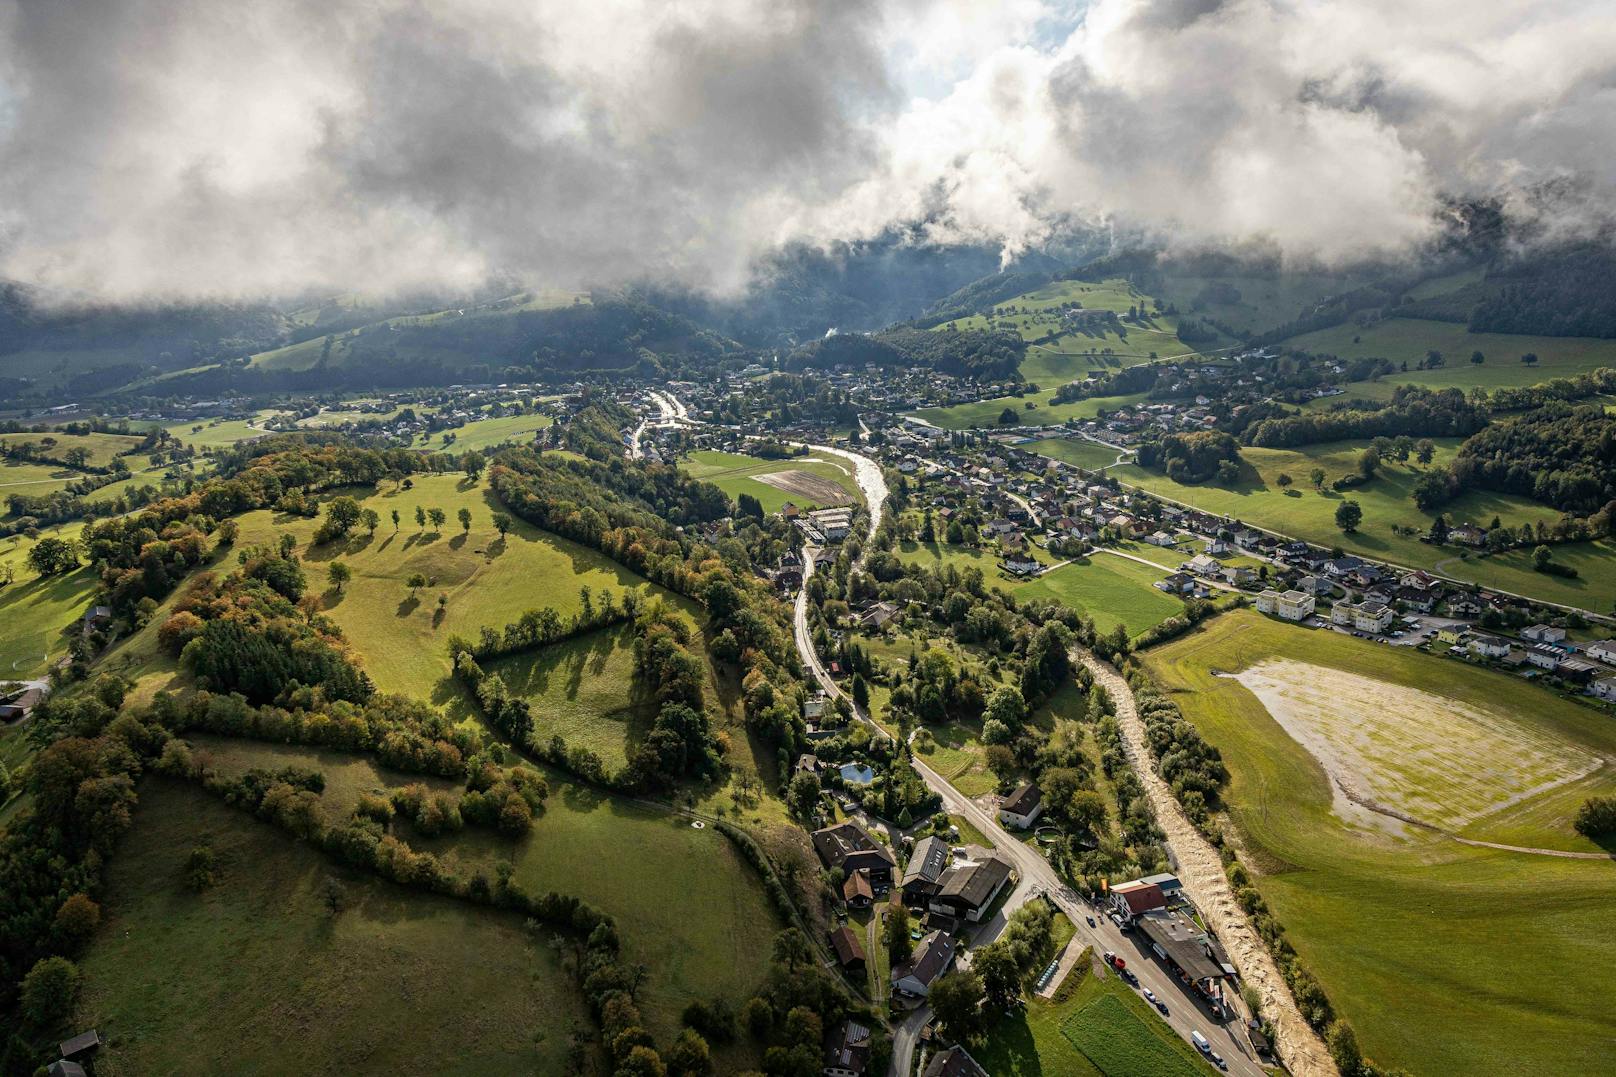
[1593,676,1616,703]
[1585,640,1616,667]
[891,930,957,997]
[1332,599,1393,633]
[998,783,1044,829]
[1469,635,1512,659]
[1523,624,1567,644]
[1527,644,1564,671]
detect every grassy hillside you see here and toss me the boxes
[78,779,591,1076]
[0,430,143,469]
[1287,318,1616,400]
[1108,439,1615,605]
[1024,437,1129,472]
[1018,554,1186,638]
[1143,612,1616,1076]
[932,277,1218,387]
[913,389,1150,431]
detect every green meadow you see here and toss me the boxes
[1018,555,1185,639]
[1143,612,1616,1076]
[678,449,860,514]
[1287,317,1616,400]
[913,389,1150,432]
[78,779,591,1076]
[1023,436,1129,472]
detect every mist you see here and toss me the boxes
[2,0,1614,305]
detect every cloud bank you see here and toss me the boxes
[2,0,1614,303]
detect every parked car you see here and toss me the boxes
[1086,916,1096,927]
[1211,1051,1228,1070]
[1143,989,1158,1005]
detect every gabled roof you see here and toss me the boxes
[923,1045,990,1077]
[812,821,896,870]
[893,930,957,989]
[903,835,952,888]
[829,925,866,966]
[937,857,1011,908]
[1001,782,1042,815]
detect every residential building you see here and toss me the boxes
[811,822,896,889]
[1136,908,1232,997]
[891,930,957,997]
[1256,589,1314,621]
[1593,676,1616,703]
[1331,599,1393,633]
[1469,635,1512,659]
[1585,640,1616,666]
[1108,879,1166,924]
[998,782,1044,829]
[843,871,874,909]
[1528,644,1565,671]
[923,1045,990,1077]
[822,1019,873,1077]
[928,856,1012,923]
[901,835,953,902]
[829,926,866,971]
[1523,624,1567,644]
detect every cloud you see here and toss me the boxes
[1,0,1614,304]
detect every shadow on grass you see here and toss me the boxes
[397,596,420,617]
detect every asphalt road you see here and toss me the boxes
[789,444,1267,1077]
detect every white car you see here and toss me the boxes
[1143,989,1158,1004]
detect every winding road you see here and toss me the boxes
[786,441,1284,1077]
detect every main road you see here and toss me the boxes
[787,442,1282,1077]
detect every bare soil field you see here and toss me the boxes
[754,468,852,504]
[1231,659,1603,835]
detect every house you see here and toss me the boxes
[843,871,874,909]
[1469,635,1512,659]
[1147,531,1176,547]
[1527,644,1564,671]
[923,1045,990,1077]
[1584,640,1616,667]
[1156,571,1197,594]
[998,782,1044,828]
[1185,554,1222,577]
[891,930,958,996]
[1002,556,1042,577]
[1396,587,1436,613]
[812,822,896,888]
[1256,589,1314,621]
[1557,658,1601,685]
[58,1031,101,1063]
[1108,879,1166,924]
[902,835,953,902]
[810,507,854,542]
[1523,624,1567,644]
[1446,595,1484,617]
[1449,522,1487,547]
[1332,599,1393,634]
[46,1064,86,1077]
[829,926,867,971]
[1204,538,1232,556]
[0,686,44,722]
[1297,575,1330,595]
[822,1019,873,1077]
[928,856,1013,922]
[1221,565,1258,586]
[1401,570,1440,592]
[1593,676,1616,703]
[859,601,900,630]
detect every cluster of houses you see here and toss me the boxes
[811,820,1015,1002]
[1463,626,1616,698]
[821,1020,989,1077]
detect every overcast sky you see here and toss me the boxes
[1,0,1614,304]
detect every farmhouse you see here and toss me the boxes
[1255,589,1315,621]
[923,1045,990,1077]
[891,930,957,997]
[998,782,1044,828]
[829,925,866,971]
[928,855,1012,923]
[812,821,896,889]
[822,1019,873,1077]
[902,834,953,902]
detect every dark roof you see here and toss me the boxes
[823,1019,872,1075]
[829,925,866,967]
[893,929,957,989]
[812,822,896,872]
[59,1030,101,1059]
[1001,782,1042,815]
[1138,911,1227,982]
[937,857,1011,909]
[902,835,951,888]
[46,1063,86,1077]
[843,871,873,902]
[923,1046,989,1077]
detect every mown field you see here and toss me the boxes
[975,954,1216,1077]
[679,449,859,514]
[1143,612,1616,1076]
[1108,438,1607,603]
[1018,554,1185,639]
[912,389,1150,432]
[225,473,699,701]
[78,779,592,1075]
[1287,317,1616,400]
[935,278,1217,388]
[0,524,97,677]
[174,736,780,1055]
[0,430,144,469]
[1023,437,1128,472]
[163,412,280,449]
[438,412,554,452]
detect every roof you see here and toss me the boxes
[812,822,896,871]
[844,871,874,902]
[903,835,952,888]
[46,1063,86,1077]
[1138,910,1227,981]
[829,925,866,966]
[823,1019,872,1075]
[893,929,957,989]
[923,1045,990,1077]
[1111,880,1165,915]
[1001,782,1042,815]
[937,856,1011,908]
[59,1031,101,1058]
